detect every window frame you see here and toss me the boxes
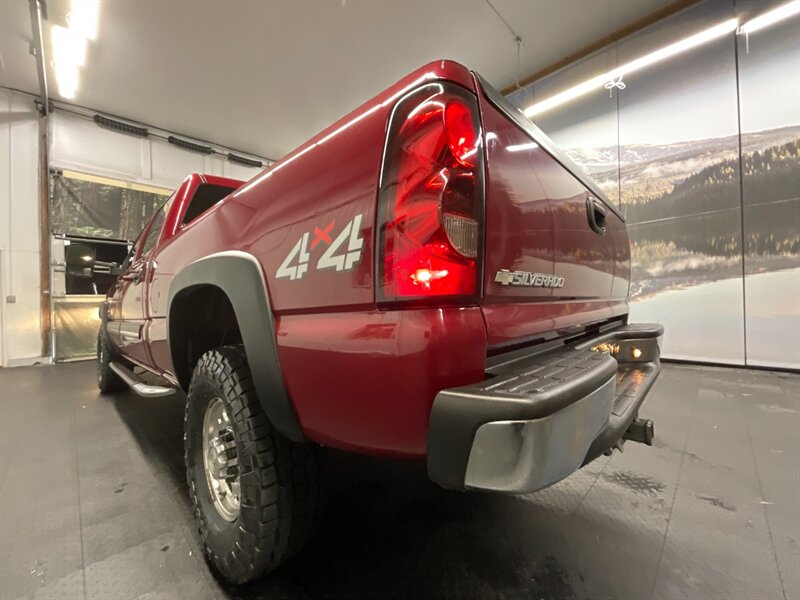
[136,193,175,261]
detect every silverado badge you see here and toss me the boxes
[495,269,565,288]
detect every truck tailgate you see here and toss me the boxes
[474,75,631,349]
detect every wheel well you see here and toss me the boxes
[169,284,243,390]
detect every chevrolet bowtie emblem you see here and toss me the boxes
[495,269,565,288]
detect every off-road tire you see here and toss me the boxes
[185,345,327,584]
[97,328,127,394]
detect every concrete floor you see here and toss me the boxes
[0,362,798,600]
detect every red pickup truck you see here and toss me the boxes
[94,60,662,584]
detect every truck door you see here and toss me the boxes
[107,195,172,365]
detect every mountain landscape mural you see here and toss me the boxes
[564,126,800,297]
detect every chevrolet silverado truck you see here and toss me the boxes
[95,60,661,584]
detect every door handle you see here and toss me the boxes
[586,197,607,235]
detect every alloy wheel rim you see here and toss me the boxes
[201,398,241,521]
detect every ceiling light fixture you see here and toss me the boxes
[523,18,739,118]
[739,0,800,34]
[93,114,149,137]
[228,154,264,168]
[168,136,214,155]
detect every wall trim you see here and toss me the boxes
[54,168,172,196]
[4,355,52,368]
[0,85,273,165]
[52,99,274,165]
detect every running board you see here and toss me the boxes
[109,362,176,398]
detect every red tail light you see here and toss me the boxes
[377,83,485,303]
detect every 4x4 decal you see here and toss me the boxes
[276,215,364,281]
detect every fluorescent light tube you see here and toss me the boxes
[51,24,87,99]
[54,63,79,99]
[739,0,800,34]
[524,18,739,118]
[69,0,101,40]
[51,24,87,67]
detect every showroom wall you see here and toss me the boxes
[0,89,42,366]
[507,0,799,369]
[49,109,266,190]
[0,89,267,367]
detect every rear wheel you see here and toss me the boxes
[185,345,327,584]
[97,328,126,394]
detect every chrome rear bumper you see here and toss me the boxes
[427,322,663,494]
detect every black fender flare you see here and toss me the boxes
[167,250,305,442]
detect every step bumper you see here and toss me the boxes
[427,323,663,493]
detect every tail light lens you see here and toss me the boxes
[377,83,485,303]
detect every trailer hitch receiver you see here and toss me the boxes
[623,417,655,446]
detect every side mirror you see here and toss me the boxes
[65,243,96,278]
[110,263,123,276]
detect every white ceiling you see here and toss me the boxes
[1,0,673,159]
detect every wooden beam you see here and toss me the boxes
[500,0,702,96]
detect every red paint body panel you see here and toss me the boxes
[276,307,486,458]
[108,60,632,459]
[228,61,476,313]
[480,300,629,348]
[480,100,555,303]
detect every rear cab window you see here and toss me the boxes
[181,183,236,226]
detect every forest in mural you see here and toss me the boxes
[51,174,168,241]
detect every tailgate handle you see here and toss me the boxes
[587,197,607,235]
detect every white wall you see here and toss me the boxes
[0,89,44,366]
[1,93,266,367]
[50,110,265,189]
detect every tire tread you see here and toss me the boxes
[185,345,325,584]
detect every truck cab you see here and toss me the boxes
[104,173,242,370]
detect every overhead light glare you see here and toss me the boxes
[54,62,79,99]
[51,24,87,67]
[51,1,101,99]
[51,24,85,99]
[68,0,101,40]
[739,0,800,34]
[523,18,739,118]
[506,142,540,152]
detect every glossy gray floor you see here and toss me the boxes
[1,362,798,600]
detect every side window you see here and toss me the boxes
[120,243,134,272]
[140,210,165,257]
[140,195,173,258]
[181,184,235,226]
[123,217,151,268]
